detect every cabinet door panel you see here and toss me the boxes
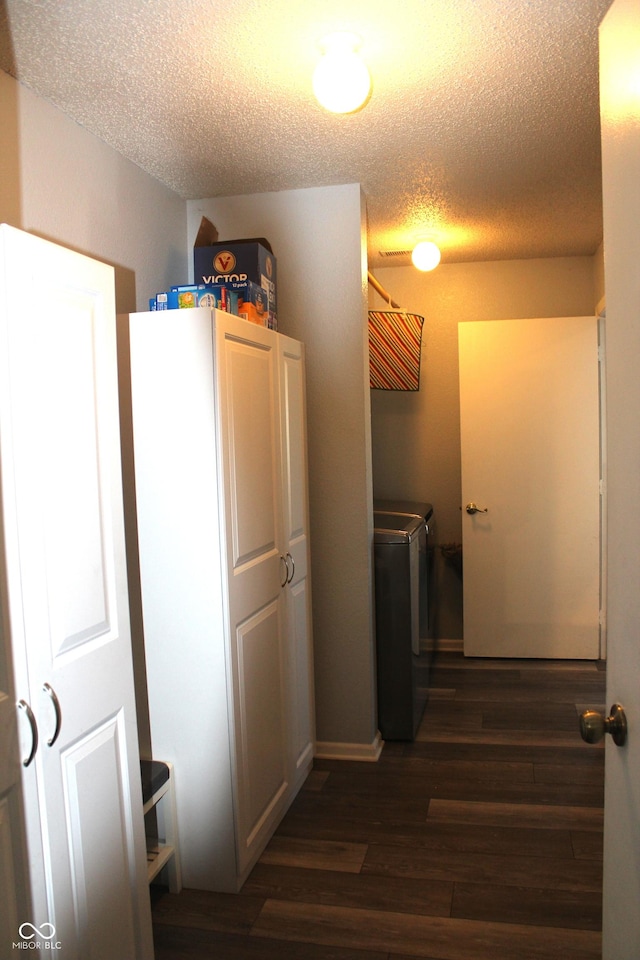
[281,353,307,549]
[235,602,288,852]
[12,287,120,673]
[57,713,138,954]
[278,336,315,782]
[226,343,279,568]
[0,225,152,958]
[216,315,288,875]
[39,294,112,655]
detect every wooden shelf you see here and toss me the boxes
[141,760,181,893]
[146,839,176,884]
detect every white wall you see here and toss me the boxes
[0,70,187,314]
[1,68,188,754]
[369,255,601,641]
[188,188,379,754]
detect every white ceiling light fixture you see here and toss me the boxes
[411,240,441,271]
[312,32,371,114]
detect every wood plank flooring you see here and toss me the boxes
[151,651,606,959]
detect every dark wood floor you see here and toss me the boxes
[151,650,606,960]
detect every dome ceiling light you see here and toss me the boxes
[411,240,441,271]
[312,32,371,114]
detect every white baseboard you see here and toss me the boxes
[315,731,384,762]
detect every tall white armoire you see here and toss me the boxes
[118,306,315,892]
[0,224,153,959]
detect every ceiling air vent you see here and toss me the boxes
[379,249,412,258]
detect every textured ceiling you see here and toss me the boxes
[0,0,613,268]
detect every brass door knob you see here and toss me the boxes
[579,703,627,747]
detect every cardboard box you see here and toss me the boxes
[153,292,169,310]
[151,284,238,312]
[232,280,270,328]
[169,284,235,311]
[193,219,277,328]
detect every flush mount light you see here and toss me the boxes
[312,32,371,114]
[411,240,441,272]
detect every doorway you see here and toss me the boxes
[458,315,602,660]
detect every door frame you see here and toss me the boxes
[597,308,608,661]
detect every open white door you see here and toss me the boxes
[0,225,153,958]
[459,316,601,659]
[599,3,640,955]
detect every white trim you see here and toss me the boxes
[315,731,384,762]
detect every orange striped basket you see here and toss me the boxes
[368,310,425,391]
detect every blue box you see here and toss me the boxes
[151,285,238,312]
[154,291,169,310]
[168,284,235,311]
[193,240,277,328]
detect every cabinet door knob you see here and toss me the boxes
[17,699,39,767]
[286,552,295,584]
[43,682,62,747]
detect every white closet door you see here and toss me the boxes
[459,316,601,659]
[215,313,289,877]
[278,335,315,784]
[0,225,152,959]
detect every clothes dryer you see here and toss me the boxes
[373,513,428,740]
[374,499,437,645]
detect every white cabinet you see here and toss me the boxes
[0,224,153,959]
[119,307,314,892]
